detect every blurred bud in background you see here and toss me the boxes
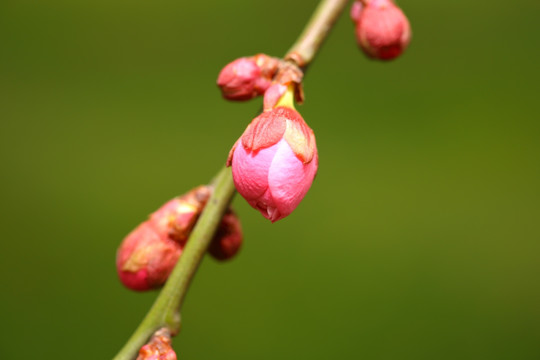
[352,0,411,60]
[208,209,243,260]
[116,222,183,291]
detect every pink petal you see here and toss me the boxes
[231,141,279,201]
[267,139,318,221]
[249,187,280,222]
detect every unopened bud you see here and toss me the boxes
[116,223,182,291]
[137,328,177,360]
[353,0,411,60]
[228,89,318,222]
[209,209,243,261]
[217,54,279,101]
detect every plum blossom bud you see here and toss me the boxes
[208,209,243,261]
[116,222,182,291]
[227,91,318,222]
[353,0,411,60]
[217,54,279,101]
[137,328,177,360]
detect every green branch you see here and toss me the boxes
[286,0,350,67]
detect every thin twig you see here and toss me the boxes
[286,0,350,67]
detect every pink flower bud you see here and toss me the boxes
[217,55,278,101]
[116,222,182,291]
[227,107,318,222]
[137,328,177,360]
[208,209,243,261]
[354,0,411,60]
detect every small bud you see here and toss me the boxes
[116,223,182,291]
[137,328,177,360]
[227,89,318,222]
[353,0,411,60]
[209,209,243,261]
[217,54,279,101]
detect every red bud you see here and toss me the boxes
[353,0,411,60]
[209,209,243,261]
[217,54,279,101]
[116,223,182,291]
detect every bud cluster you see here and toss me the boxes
[117,186,243,291]
[351,0,411,60]
[218,53,318,222]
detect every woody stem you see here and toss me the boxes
[113,0,348,359]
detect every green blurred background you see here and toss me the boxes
[1,0,539,359]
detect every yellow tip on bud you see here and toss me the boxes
[275,84,296,110]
